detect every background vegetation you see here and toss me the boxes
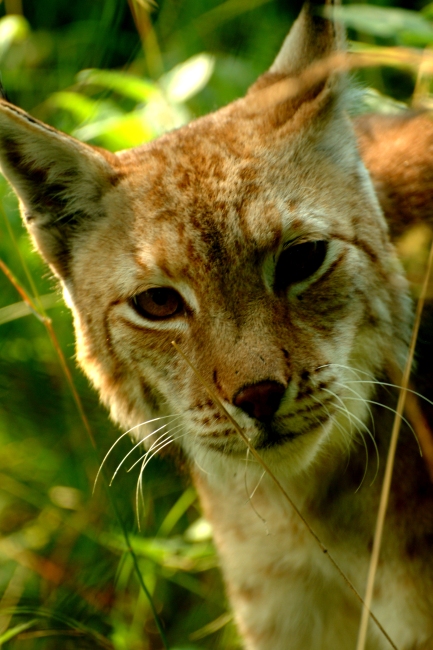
[0,0,432,648]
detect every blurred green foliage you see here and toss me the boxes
[0,0,432,648]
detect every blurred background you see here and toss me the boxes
[1,0,433,648]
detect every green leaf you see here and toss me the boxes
[334,5,433,44]
[160,54,215,104]
[77,68,160,103]
[102,533,217,572]
[0,15,30,61]
[0,619,38,644]
[72,110,155,149]
[47,91,110,123]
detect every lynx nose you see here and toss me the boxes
[233,381,285,422]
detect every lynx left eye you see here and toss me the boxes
[132,288,183,320]
[275,240,328,290]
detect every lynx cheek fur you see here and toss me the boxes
[1,1,433,648]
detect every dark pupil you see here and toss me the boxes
[151,289,170,306]
[275,240,327,290]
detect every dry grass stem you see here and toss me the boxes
[356,237,433,650]
[0,255,169,650]
[0,258,96,448]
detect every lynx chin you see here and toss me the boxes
[1,1,433,648]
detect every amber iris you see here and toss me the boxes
[132,288,183,320]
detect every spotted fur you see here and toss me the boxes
[1,1,433,648]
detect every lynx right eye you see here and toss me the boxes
[132,288,183,320]
[275,240,328,290]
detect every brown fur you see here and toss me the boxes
[0,1,432,648]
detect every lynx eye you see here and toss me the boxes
[132,288,183,320]
[275,240,328,290]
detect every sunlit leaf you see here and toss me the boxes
[160,53,215,103]
[72,109,155,149]
[102,533,217,572]
[47,91,111,123]
[141,98,191,135]
[0,15,31,62]
[77,68,160,103]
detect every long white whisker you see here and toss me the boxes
[194,458,212,475]
[142,433,186,472]
[331,382,379,485]
[323,389,371,485]
[317,363,376,380]
[310,394,352,446]
[343,380,427,453]
[243,448,268,528]
[248,470,266,501]
[346,380,433,409]
[110,418,183,485]
[93,414,182,493]
[325,384,379,469]
[341,395,420,451]
[128,424,185,473]
[321,387,356,434]
[335,381,376,438]
[136,431,189,531]
[322,387,375,437]
[331,401,372,486]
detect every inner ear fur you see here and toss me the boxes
[0,99,121,278]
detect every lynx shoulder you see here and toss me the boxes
[1,1,433,648]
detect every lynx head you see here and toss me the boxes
[0,1,411,478]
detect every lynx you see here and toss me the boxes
[1,1,433,648]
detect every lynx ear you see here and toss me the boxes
[0,100,120,279]
[247,0,344,124]
[269,0,339,77]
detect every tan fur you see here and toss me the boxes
[0,1,432,648]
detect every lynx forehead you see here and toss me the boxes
[1,0,433,648]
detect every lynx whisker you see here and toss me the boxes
[317,363,376,381]
[332,382,379,484]
[322,387,376,446]
[335,382,376,436]
[247,470,267,502]
[346,380,433,409]
[342,393,420,453]
[309,394,351,446]
[128,424,185,473]
[193,458,213,475]
[320,386,357,439]
[323,396,371,489]
[243,449,268,529]
[93,414,181,493]
[110,417,183,484]
[323,391,378,487]
[135,429,189,530]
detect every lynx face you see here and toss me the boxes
[0,4,411,482]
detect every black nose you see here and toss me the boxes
[233,381,285,422]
